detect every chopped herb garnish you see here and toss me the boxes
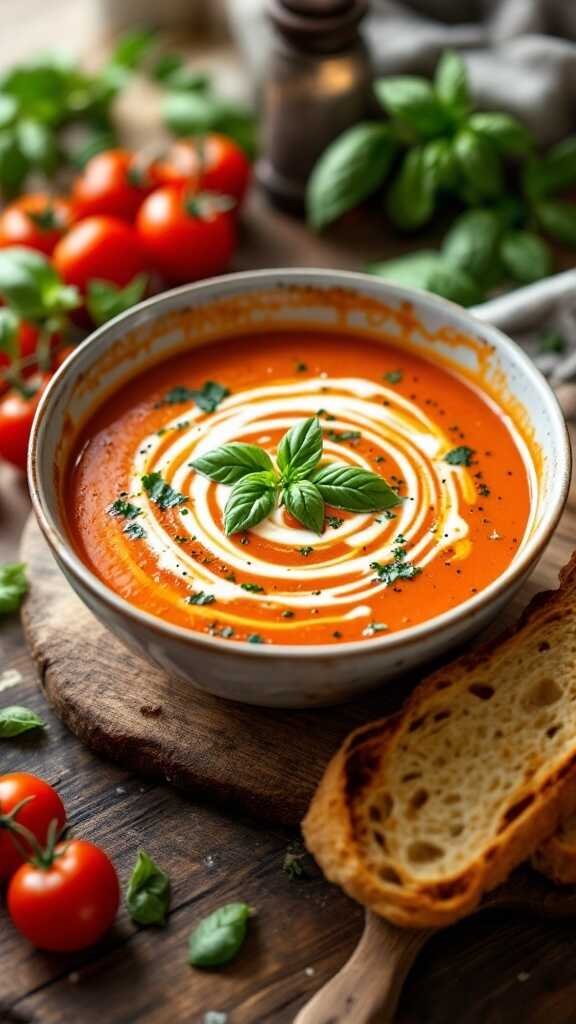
[124,522,146,539]
[326,516,344,529]
[326,429,361,444]
[384,370,403,384]
[220,626,235,639]
[333,630,342,638]
[281,610,295,618]
[142,472,188,510]
[371,536,422,587]
[247,633,264,644]
[374,455,385,463]
[157,380,230,412]
[363,622,388,636]
[186,592,215,605]
[298,546,314,556]
[240,582,265,593]
[444,446,475,467]
[108,498,142,520]
[478,483,491,497]
[174,535,189,543]
[295,362,308,372]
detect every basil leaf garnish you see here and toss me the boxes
[311,464,401,513]
[188,902,252,968]
[192,443,274,485]
[0,705,45,738]
[108,498,142,519]
[0,562,28,616]
[284,479,325,534]
[158,380,230,412]
[125,849,170,926]
[277,416,322,482]
[142,472,188,510]
[224,472,278,535]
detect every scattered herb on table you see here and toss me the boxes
[0,562,28,615]
[0,705,45,738]
[191,417,399,536]
[444,446,475,466]
[282,841,309,880]
[188,902,253,968]
[141,472,188,510]
[125,849,170,927]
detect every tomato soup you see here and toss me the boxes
[64,331,533,646]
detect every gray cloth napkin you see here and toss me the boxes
[227,0,576,145]
[473,270,576,383]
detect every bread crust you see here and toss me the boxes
[303,553,576,928]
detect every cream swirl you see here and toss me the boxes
[127,376,534,629]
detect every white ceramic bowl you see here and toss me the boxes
[28,269,571,707]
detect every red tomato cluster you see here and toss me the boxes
[1,772,119,952]
[0,134,250,473]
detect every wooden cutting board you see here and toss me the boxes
[20,473,575,825]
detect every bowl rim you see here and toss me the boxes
[28,267,572,660]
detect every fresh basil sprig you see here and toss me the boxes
[188,902,252,968]
[125,849,170,927]
[0,562,28,615]
[192,416,400,536]
[0,247,79,322]
[87,274,148,327]
[0,705,45,738]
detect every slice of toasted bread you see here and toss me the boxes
[303,554,576,928]
[533,813,576,884]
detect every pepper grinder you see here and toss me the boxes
[256,0,372,213]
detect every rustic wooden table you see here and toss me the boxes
[3,9,576,1024]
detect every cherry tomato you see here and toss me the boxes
[153,134,250,206]
[136,187,236,284]
[8,839,119,951]
[72,148,153,221]
[0,372,51,470]
[53,216,147,292]
[0,773,66,881]
[0,195,74,256]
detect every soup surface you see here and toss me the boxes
[65,330,533,646]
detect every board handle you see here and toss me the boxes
[294,912,433,1024]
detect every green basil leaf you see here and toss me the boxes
[0,308,20,359]
[0,705,45,738]
[444,446,475,466]
[163,91,257,157]
[386,146,436,230]
[188,902,252,968]
[374,76,448,138]
[0,131,29,196]
[524,136,576,199]
[141,472,188,510]
[454,129,503,199]
[367,251,483,307]
[192,443,275,485]
[152,52,186,84]
[224,472,277,535]
[442,208,503,286]
[109,28,156,70]
[535,199,576,247]
[283,480,324,533]
[421,137,457,190]
[277,416,322,481]
[310,463,400,513]
[500,230,552,284]
[467,112,532,155]
[125,849,170,926]
[86,274,148,326]
[107,498,142,519]
[17,119,59,173]
[434,50,471,120]
[306,122,396,230]
[0,247,79,319]
[0,562,28,615]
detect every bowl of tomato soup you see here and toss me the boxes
[29,270,570,707]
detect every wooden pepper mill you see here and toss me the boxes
[256,0,372,213]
